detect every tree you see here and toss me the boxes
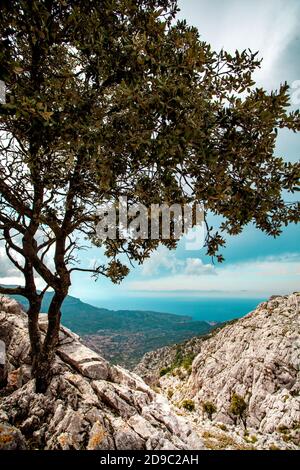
[202,401,217,421]
[0,0,299,392]
[229,393,248,429]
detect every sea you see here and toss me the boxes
[88,297,267,323]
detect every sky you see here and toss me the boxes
[0,0,299,306]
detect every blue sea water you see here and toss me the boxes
[88,297,266,323]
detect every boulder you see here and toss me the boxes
[0,422,27,450]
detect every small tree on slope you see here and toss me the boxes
[0,0,299,392]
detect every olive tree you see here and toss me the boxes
[0,0,299,392]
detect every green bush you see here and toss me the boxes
[159,349,196,380]
[229,393,248,429]
[202,401,217,421]
[278,425,289,434]
[218,423,228,432]
[180,354,195,371]
[269,444,280,451]
[159,366,172,377]
[244,433,258,444]
[181,399,195,412]
[170,348,195,372]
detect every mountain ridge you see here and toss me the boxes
[4,288,215,367]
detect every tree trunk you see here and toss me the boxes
[33,291,65,393]
[27,298,42,362]
[241,416,247,430]
[33,348,56,394]
[27,298,46,393]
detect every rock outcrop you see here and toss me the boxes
[0,293,299,451]
[156,293,300,449]
[134,337,203,385]
[0,422,27,450]
[0,296,203,450]
[134,324,230,384]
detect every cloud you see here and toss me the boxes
[141,246,216,277]
[184,258,216,276]
[128,254,300,296]
[141,246,184,276]
[0,247,19,278]
[0,246,45,290]
[178,0,300,90]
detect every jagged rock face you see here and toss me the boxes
[1,294,299,450]
[176,294,300,439]
[134,336,204,384]
[134,345,180,384]
[0,296,203,451]
[0,422,27,450]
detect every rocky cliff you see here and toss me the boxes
[152,293,300,449]
[0,296,203,450]
[134,322,236,384]
[0,294,299,451]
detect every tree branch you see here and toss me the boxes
[0,285,27,296]
[0,178,33,218]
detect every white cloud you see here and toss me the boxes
[0,246,45,290]
[0,247,20,278]
[185,258,216,276]
[141,246,183,276]
[128,254,300,296]
[141,246,216,277]
[178,0,300,90]
[0,246,26,287]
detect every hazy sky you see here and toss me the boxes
[0,0,299,302]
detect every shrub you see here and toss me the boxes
[229,393,248,429]
[159,366,172,377]
[269,444,280,451]
[202,401,217,421]
[244,433,258,444]
[278,425,289,434]
[218,423,228,432]
[173,368,185,380]
[181,354,195,371]
[169,349,196,373]
[159,349,195,380]
[181,399,195,412]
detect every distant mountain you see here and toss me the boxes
[8,291,216,367]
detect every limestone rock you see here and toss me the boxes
[1,294,299,450]
[0,422,27,450]
[157,293,300,449]
[0,297,204,450]
[57,342,110,380]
